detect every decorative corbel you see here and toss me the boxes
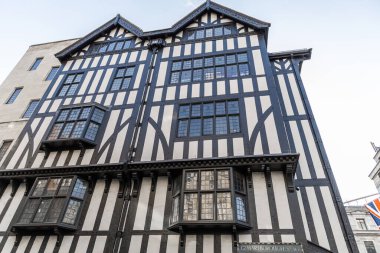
[262,165,271,188]
[87,175,96,194]
[10,179,20,197]
[23,178,32,196]
[247,167,253,189]
[285,164,295,192]
[14,234,22,247]
[150,172,157,192]
[54,227,63,247]
[232,225,238,247]
[131,172,140,198]
[117,172,126,198]
[78,143,86,158]
[167,172,172,191]
[104,175,111,194]
[179,226,185,247]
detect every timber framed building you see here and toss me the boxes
[0,1,358,252]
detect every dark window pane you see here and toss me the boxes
[226,55,236,64]
[227,101,239,114]
[364,241,376,253]
[6,88,22,104]
[237,53,248,63]
[178,105,190,118]
[204,57,214,67]
[45,199,65,223]
[62,199,81,224]
[203,118,213,135]
[215,56,225,66]
[193,59,203,68]
[72,179,87,199]
[30,58,43,71]
[99,44,107,53]
[60,123,74,138]
[203,103,214,116]
[216,102,226,115]
[181,70,192,83]
[58,178,73,195]
[115,41,124,50]
[205,28,213,38]
[189,119,201,137]
[229,116,240,133]
[32,179,48,197]
[45,178,61,196]
[71,121,86,138]
[172,62,182,71]
[191,104,201,117]
[236,196,247,222]
[193,69,203,81]
[80,107,91,119]
[68,109,80,121]
[214,27,223,36]
[91,108,104,123]
[188,31,195,40]
[215,117,227,135]
[183,60,192,70]
[234,171,245,192]
[177,120,188,137]
[46,67,59,81]
[239,64,250,76]
[171,196,180,224]
[23,100,39,118]
[18,199,39,224]
[196,30,204,39]
[123,40,131,49]
[85,123,99,141]
[170,72,180,84]
[226,65,238,78]
[33,199,52,223]
[107,42,116,52]
[48,123,63,140]
[215,66,225,78]
[204,68,214,80]
[224,26,232,35]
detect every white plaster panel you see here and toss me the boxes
[204,82,212,96]
[100,109,121,148]
[90,56,100,68]
[31,118,41,134]
[185,235,196,253]
[129,51,138,63]
[82,180,105,230]
[257,76,268,91]
[162,47,170,59]
[242,78,253,92]
[1,236,15,253]
[233,137,245,156]
[110,54,119,65]
[173,45,181,57]
[0,185,11,213]
[195,42,202,54]
[180,85,188,99]
[192,83,200,97]
[115,91,126,105]
[100,55,110,66]
[252,49,265,75]
[259,235,274,243]
[166,86,176,100]
[210,13,217,23]
[321,187,349,253]
[49,98,62,112]
[140,50,148,61]
[289,121,311,179]
[97,145,109,165]
[184,44,192,56]
[104,93,113,106]
[217,80,225,95]
[238,36,247,48]
[63,98,72,105]
[265,113,282,154]
[288,73,306,115]
[39,100,50,113]
[88,69,104,94]
[68,150,80,166]
[229,79,239,94]
[44,151,57,168]
[203,140,212,158]
[6,134,28,170]
[81,58,91,69]
[173,142,184,159]
[277,74,294,115]
[281,235,295,243]
[272,172,293,229]
[154,88,163,102]
[205,41,213,53]
[134,65,145,89]
[56,150,69,166]
[203,235,214,253]
[301,120,325,178]
[221,235,233,253]
[250,35,259,47]
[201,13,208,23]
[29,236,44,253]
[58,236,73,253]
[99,180,119,230]
[110,126,128,163]
[216,39,224,51]
[74,236,90,253]
[71,59,82,70]
[218,139,228,157]
[133,177,152,230]
[141,124,155,161]
[92,236,107,253]
[31,152,44,169]
[166,235,180,253]
[306,187,330,250]
[44,236,57,253]
[252,172,272,229]
[156,141,165,161]
[239,234,252,243]
[147,235,161,253]
[0,184,25,231]
[244,97,257,136]
[296,190,311,240]
[98,68,113,93]
[162,105,173,145]
[78,71,94,95]
[227,38,234,50]
[119,52,128,64]
[150,177,168,230]
[188,141,198,159]
[127,90,137,104]
[63,60,73,71]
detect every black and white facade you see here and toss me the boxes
[0,1,358,252]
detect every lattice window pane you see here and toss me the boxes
[217,170,230,189]
[217,192,232,220]
[191,104,201,117]
[239,64,249,76]
[74,74,83,83]
[64,75,75,84]
[18,199,40,224]
[234,172,245,193]
[236,196,247,222]
[123,40,131,49]
[111,78,123,91]
[183,193,198,221]
[67,83,79,96]
[72,179,88,199]
[227,101,239,114]
[203,103,214,116]
[79,107,91,120]
[226,55,236,64]
[91,108,105,123]
[214,27,223,36]
[229,116,240,133]
[107,42,116,52]
[177,120,188,137]
[99,44,107,53]
[237,53,248,63]
[193,59,203,68]
[196,30,204,39]
[33,199,52,223]
[183,60,192,70]
[125,67,135,76]
[201,171,215,190]
[179,105,190,118]
[68,109,80,121]
[172,62,182,71]
[215,56,225,66]
[60,123,74,138]
[216,102,226,115]
[45,178,61,196]
[185,171,198,190]
[189,119,202,137]
[23,100,39,118]
[45,198,65,223]
[204,57,214,67]
[171,196,180,224]
[215,66,225,78]
[204,68,214,80]
[206,28,213,38]
[188,31,195,40]
[62,199,81,224]
[226,65,238,78]
[203,118,213,135]
[215,117,227,135]
[121,78,131,89]
[57,110,69,122]
[46,67,59,81]
[116,68,125,77]
[71,121,86,138]
[85,123,99,141]
[201,193,214,220]
[115,41,124,51]
[181,70,192,83]
[58,178,73,195]
[224,26,232,35]
[30,58,42,70]
[6,88,22,104]
[58,85,69,96]
[48,123,63,140]
[193,69,203,81]
[32,179,48,197]
[170,72,180,84]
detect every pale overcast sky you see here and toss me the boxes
[0,0,379,201]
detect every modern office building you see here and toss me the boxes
[0,1,358,252]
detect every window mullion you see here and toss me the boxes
[230,168,237,222]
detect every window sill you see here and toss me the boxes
[168,220,251,232]
[12,222,77,233]
[40,138,96,152]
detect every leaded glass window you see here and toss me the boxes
[86,39,133,55]
[58,73,83,97]
[186,25,235,41]
[110,66,135,91]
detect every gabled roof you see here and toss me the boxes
[56,0,270,61]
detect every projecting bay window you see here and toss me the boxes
[169,168,250,230]
[41,104,106,151]
[177,100,240,137]
[13,176,87,232]
[170,53,249,84]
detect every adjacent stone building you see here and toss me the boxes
[0,1,358,252]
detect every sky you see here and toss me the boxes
[0,0,379,201]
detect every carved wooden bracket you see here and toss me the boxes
[167,172,172,191]
[262,165,271,188]
[131,172,140,198]
[233,225,238,247]
[247,167,253,189]
[285,164,295,192]
[117,172,126,198]
[104,175,111,193]
[87,175,96,194]
[14,234,22,247]
[23,178,32,196]
[150,172,157,192]
[54,227,63,247]
[10,179,20,197]
[179,226,185,247]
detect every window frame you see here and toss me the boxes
[356,218,368,230]
[22,100,40,119]
[169,167,250,230]
[56,72,84,98]
[45,66,60,81]
[29,57,43,71]
[184,23,237,41]
[108,65,136,92]
[85,38,133,56]
[5,87,23,104]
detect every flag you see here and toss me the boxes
[365,198,380,228]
